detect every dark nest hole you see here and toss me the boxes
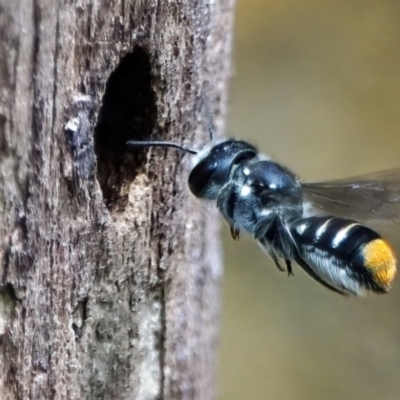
[94,46,157,210]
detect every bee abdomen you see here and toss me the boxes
[355,238,396,291]
[290,216,397,294]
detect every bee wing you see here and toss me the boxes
[302,168,400,227]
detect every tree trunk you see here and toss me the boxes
[0,1,234,399]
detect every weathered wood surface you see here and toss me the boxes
[0,1,234,398]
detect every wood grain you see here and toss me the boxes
[0,1,234,398]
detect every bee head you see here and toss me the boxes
[188,140,257,199]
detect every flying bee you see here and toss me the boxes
[127,130,399,296]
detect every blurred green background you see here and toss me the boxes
[219,1,400,399]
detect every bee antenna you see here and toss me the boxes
[126,140,198,155]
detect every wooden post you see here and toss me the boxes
[0,1,234,398]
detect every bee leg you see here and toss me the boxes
[230,226,240,240]
[285,259,293,276]
[263,244,285,272]
[271,253,285,272]
[253,216,275,240]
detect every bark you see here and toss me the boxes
[0,1,234,399]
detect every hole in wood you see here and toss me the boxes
[94,46,157,210]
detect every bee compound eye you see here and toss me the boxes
[188,159,218,197]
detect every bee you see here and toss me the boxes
[127,131,399,296]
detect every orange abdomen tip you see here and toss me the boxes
[362,239,397,290]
